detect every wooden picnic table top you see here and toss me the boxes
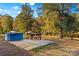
[29,33,41,35]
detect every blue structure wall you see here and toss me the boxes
[5,32,23,41]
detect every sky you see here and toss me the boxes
[0,3,77,18]
[0,3,39,18]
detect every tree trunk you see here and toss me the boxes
[70,31,74,40]
[60,27,63,38]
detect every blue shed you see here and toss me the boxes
[5,32,23,41]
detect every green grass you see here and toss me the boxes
[30,43,54,53]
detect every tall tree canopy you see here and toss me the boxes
[0,14,13,33]
[13,4,33,33]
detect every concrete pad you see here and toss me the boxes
[9,39,53,50]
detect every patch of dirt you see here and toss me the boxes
[0,40,32,56]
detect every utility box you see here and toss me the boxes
[5,32,23,41]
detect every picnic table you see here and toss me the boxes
[27,31,41,40]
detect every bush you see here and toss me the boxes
[0,34,4,41]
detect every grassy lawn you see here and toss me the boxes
[30,42,72,56]
[30,35,79,56]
